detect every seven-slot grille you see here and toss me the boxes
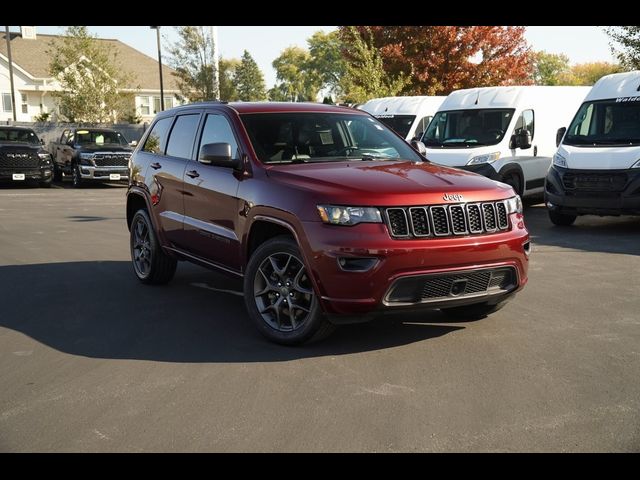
[385,201,510,239]
[93,153,130,167]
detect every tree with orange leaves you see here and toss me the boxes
[339,26,532,96]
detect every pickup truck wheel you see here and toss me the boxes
[548,210,577,226]
[39,178,52,188]
[53,165,62,182]
[244,236,334,345]
[441,299,509,320]
[72,165,83,188]
[130,209,177,285]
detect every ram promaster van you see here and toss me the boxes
[359,96,446,140]
[422,86,590,198]
[545,71,640,225]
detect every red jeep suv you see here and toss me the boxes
[126,102,530,344]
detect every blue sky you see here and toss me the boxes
[27,26,617,89]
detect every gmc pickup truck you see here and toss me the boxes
[50,128,133,187]
[0,126,53,187]
[127,102,530,345]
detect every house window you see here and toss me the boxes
[139,96,150,115]
[164,97,173,109]
[21,93,28,114]
[153,96,161,114]
[152,96,174,114]
[2,93,12,112]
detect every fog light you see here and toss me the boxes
[546,202,554,208]
[337,257,379,272]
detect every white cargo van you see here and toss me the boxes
[545,71,640,225]
[421,86,590,198]
[358,96,446,140]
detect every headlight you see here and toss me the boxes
[80,152,95,165]
[553,152,567,168]
[317,205,382,225]
[38,152,52,164]
[631,159,640,169]
[466,152,500,165]
[505,195,523,215]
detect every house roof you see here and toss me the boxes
[0,31,180,91]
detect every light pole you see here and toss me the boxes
[150,26,164,111]
[4,26,17,121]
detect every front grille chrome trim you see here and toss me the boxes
[385,208,410,238]
[408,207,430,237]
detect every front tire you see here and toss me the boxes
[502,172,522,196]
[548,210,576,226]
[244,236,334,345]
[53,164,63,182]
[39,177,52,188]
[72,164,83,188]
[130,209,177,285]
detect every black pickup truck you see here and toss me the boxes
[0,126,53,187]
[49,128,133,187]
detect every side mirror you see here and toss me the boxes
[199,142,240,169]
[129,140,138,147]
[556,127,566,147]
[515,129,532,150]
[40,138,45,145]
[414,131,424,141]
[410,139,427,156]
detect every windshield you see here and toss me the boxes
[240,112,423,164]
[374,115,416,138]
[76,130,129,146]
[0,128,40,145]
[564,99,640,147]
[422,109,515,148]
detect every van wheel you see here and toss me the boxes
[502,172,522,196]
[441,299,509,320]
[244,236,334,345]
[130,209,177,284]
[548,210,576,226]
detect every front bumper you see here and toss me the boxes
[300,214,529,316]
[0,166,52,182]
[79,165,129,181]
[545,165,640,216]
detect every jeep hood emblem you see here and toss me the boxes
[443,193,464,202]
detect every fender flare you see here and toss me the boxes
[497,163,525,195]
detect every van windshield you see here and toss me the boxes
[374,115,416,138]
[564,99,640,147]
[422,109,514,148]
[240,112,423,164]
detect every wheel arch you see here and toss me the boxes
[497,163,525,196]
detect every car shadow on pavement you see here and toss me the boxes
[524,203,640,256]
[0,261,464,363]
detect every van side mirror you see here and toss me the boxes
[410,139,427,156]
[515,129,532,150]
[199,142,240,169]
[556,127,567,147]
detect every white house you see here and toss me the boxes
[0,26,181,123]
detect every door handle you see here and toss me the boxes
[186,170,200,179]
[150,162,162,170]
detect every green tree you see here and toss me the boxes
[219,58,240,101]
[167,26,218,102]
[272,47,321,102]
[48,26,137,123]
[306,31,346,99]
[268,84,290,101]
[234,50,267,101]
[559,62,626,86]
[339,27,409,103]
[606,26,640,69]
[531,51,571,85]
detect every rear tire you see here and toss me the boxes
[130,209,177,285]
[548,210,576,226]
[244,235,334,345]
[441,299,509,320]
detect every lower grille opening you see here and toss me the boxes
[385,267,517,305]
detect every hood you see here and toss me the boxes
[424,146,505,168]
[0,143,41,153]
[265,160,514,206]
[558,144,640,170]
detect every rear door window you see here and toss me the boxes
[166,114,201,159]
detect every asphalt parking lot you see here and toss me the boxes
[0,183,639,452]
